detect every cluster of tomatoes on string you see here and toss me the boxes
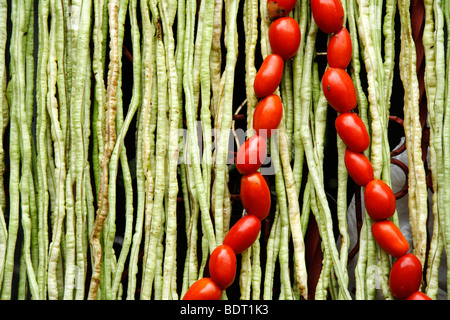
[182,0,299,300]
[182,0,432,300]
[311,0,431,300]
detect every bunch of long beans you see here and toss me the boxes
[0,0,447,300]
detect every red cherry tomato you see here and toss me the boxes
[327,27,352,69]
[266,0,297,20]
[311,0,345,34]
[209,245,237,290]
[371,220,410,257]
[268,17,301,61]
[344,148,373,186]
[254,54,284,98]
[182,277,223,300]
[253,94,283,138]
[364,179,396,221]
[335,113,370,153]
[389,253,423,300]
[322,67,357,113]
[235,135,267,175]
[223,215,261,254]
[240,172,271,220]
[406,291,432,300]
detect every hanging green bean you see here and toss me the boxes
[88,0,116,300]
[0,0,8,294]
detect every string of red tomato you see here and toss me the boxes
[310,0,431,300]
[182,0,432,301]
[182,0,300,301]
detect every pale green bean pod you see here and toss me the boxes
[0,0,7,293]
[422,0,446,299]
[398,0,428,269]
[88,0,117,300]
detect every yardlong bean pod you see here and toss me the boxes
[181,0,202,290]
[271,133,294,300]
[108,0,142,299]
[398,0,428,269]
[159,0,181,299]
[89,0,117,300]
[47,0,70,300]
[292,0,309,195]
[67,0,92,299]
[18,0,39,300]
[102,0,131,300]
[36,0,50,300]
[279,111,308,300]
[183,0,216,257]
[244,0,259,131]
[213,0,239,246]
[263,206,281,299]
[210,0,224,118]
[241,0,260,299]
[199,0,215,219]
[442,0,450,299]
[140,0,168,299]
[0,0,7,292]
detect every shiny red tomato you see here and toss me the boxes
[322,67,357,113]
[268,17,301,61]
[335,113,370,153]
[389,253,423,300]
[223,214,261,254]
[364,179,396,221]
[252,94,283,138]
[240,172,271,220]
[327,27,352,69]
[371,220,410,257]
[406,291,432,300]
[344,148,373,186]
[182,277,223,300]
[209,245,237,290]
[254,54,284,98]
[266,0,297,20]
[311,0,345,34]
[235,135,267,175]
